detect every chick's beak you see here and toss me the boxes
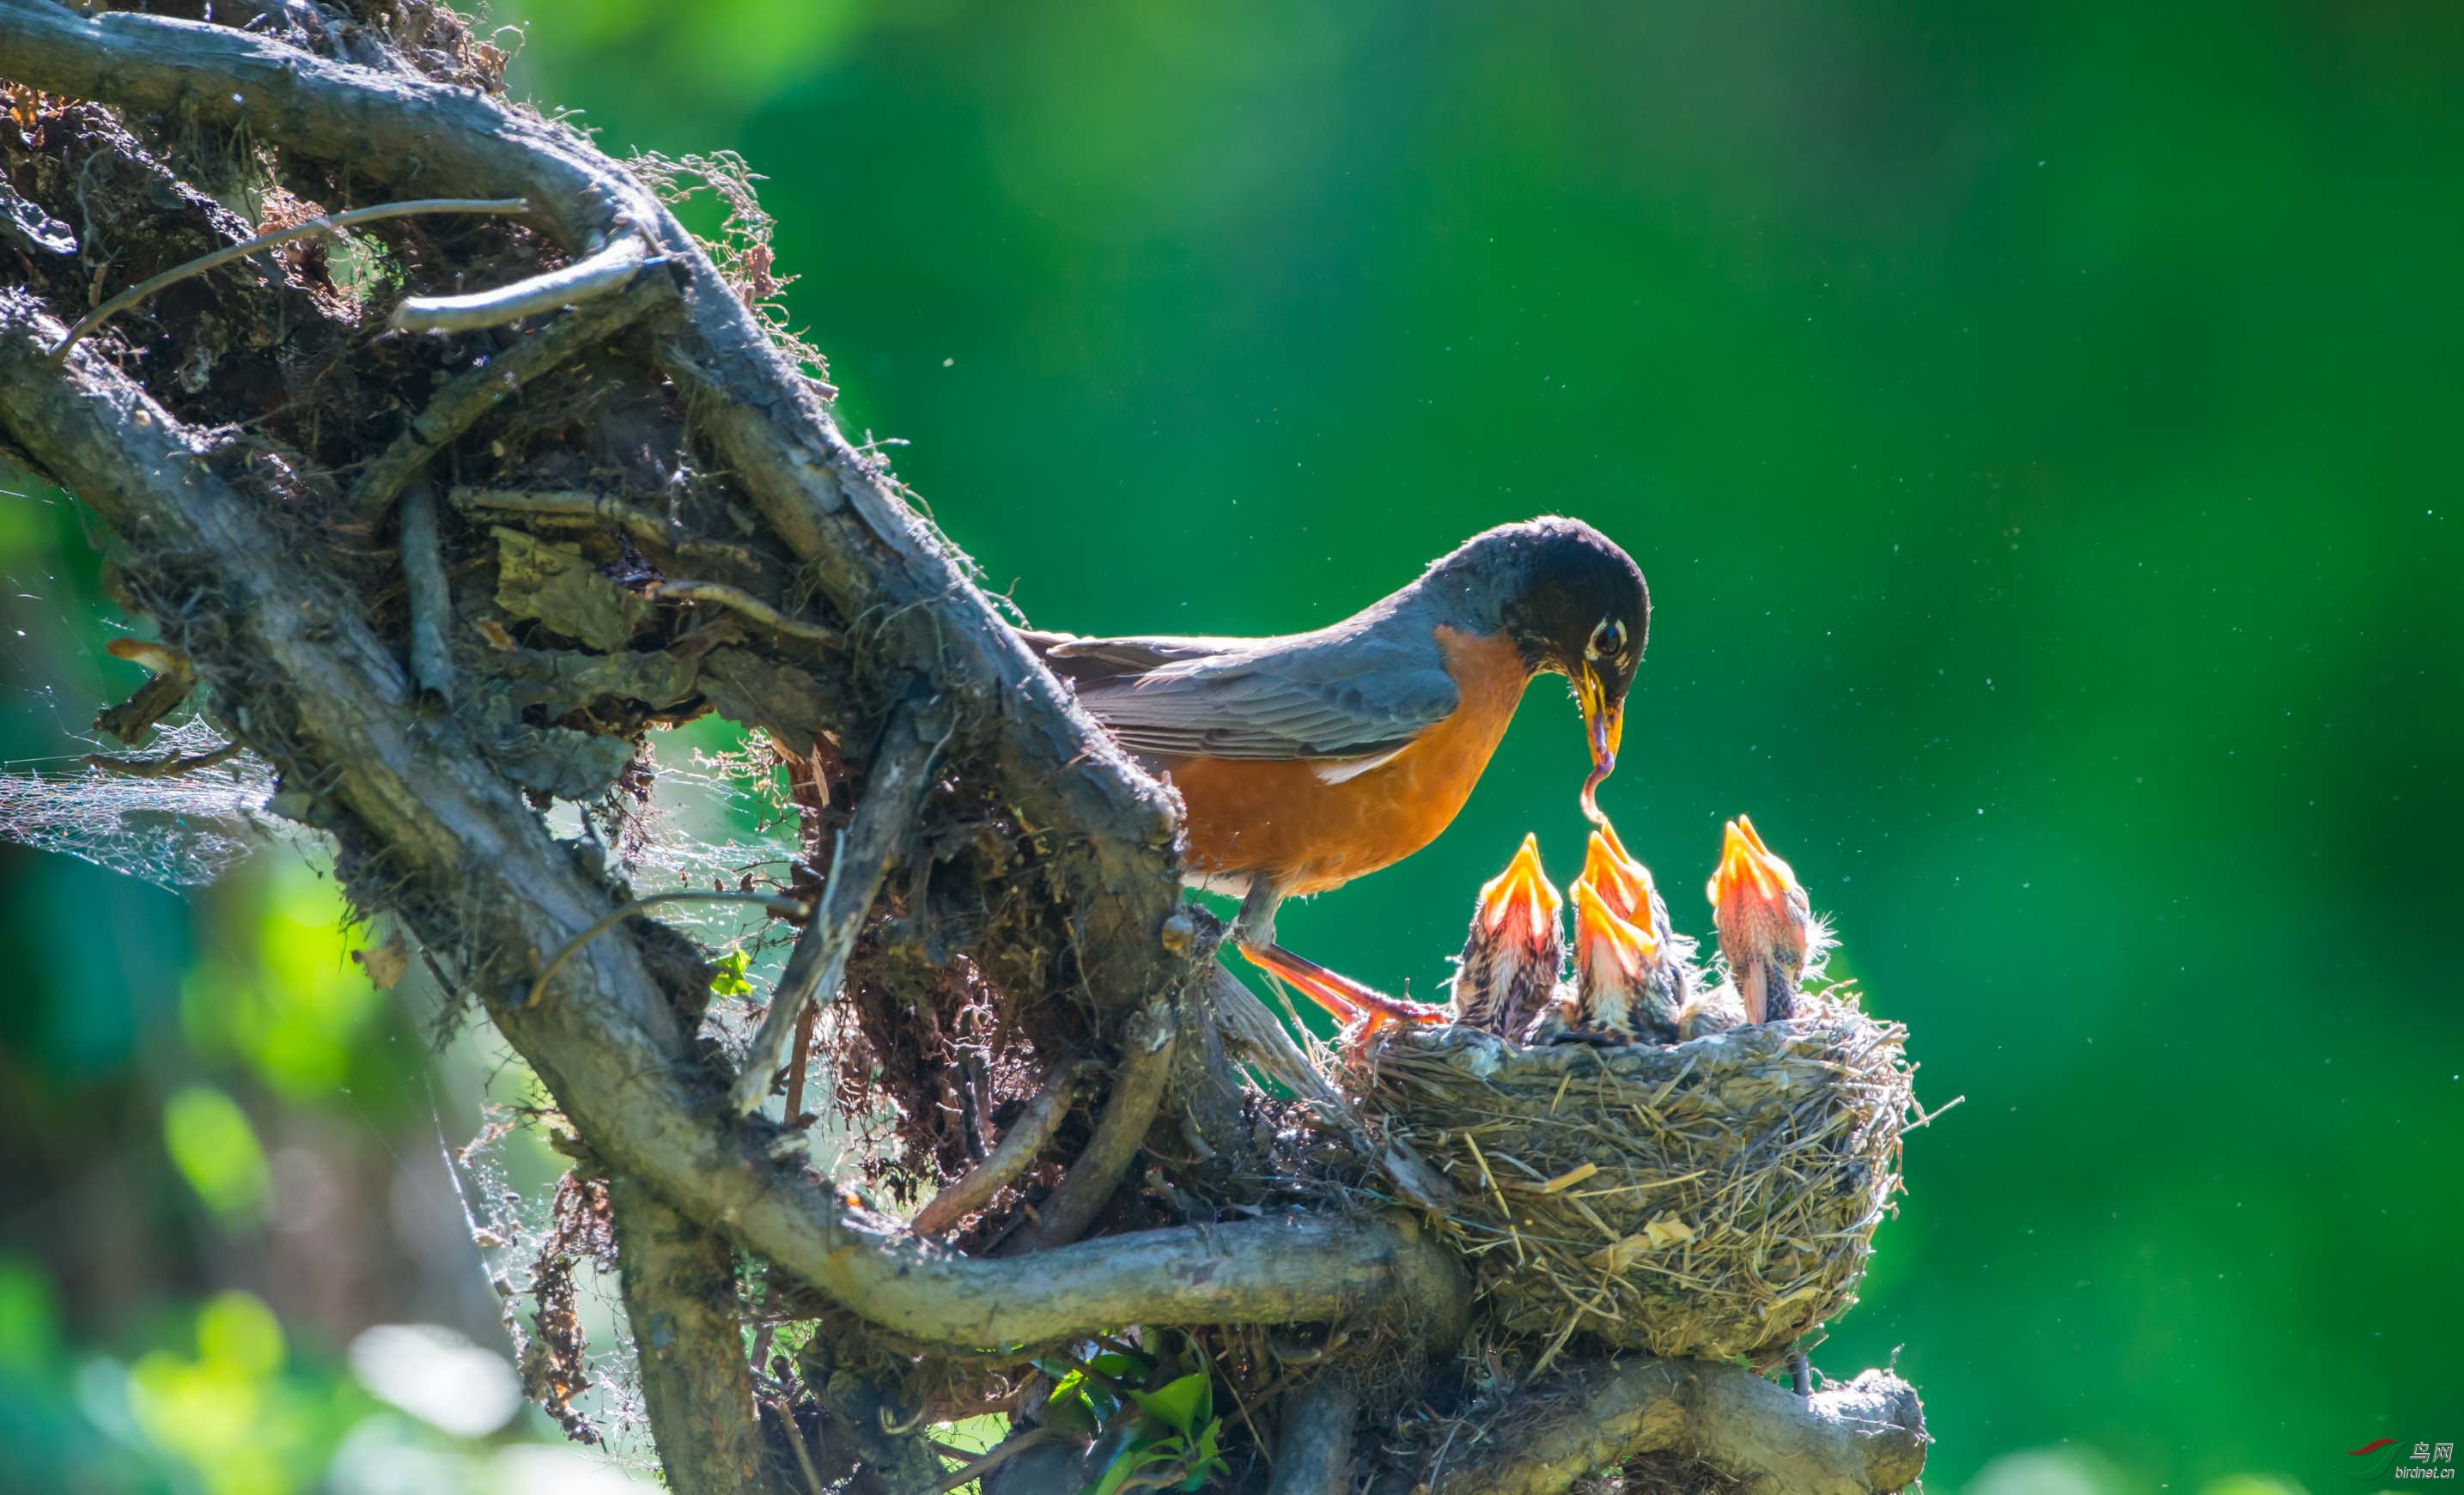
[1707,816,1791,909]
[1580,828,1655,926]
[1575,664,1624,826]
[1476,833,1562,948]
[1573,876,1658,979]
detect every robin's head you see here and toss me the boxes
[1440,518,1647,823]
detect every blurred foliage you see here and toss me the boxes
[3,0,2461,1492]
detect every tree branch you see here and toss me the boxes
[1269,1377,1359,1495]
[389,234,655,333]
[1408,1360,1927,1495]
[911,1058,1096,1237]
[398,478,454,701]
[1003,1001,1175,1253]
[611,1177,772,1495]
[0,0,1191,1025]
[0,297,1464,1352]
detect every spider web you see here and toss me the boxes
[0,714,291,887]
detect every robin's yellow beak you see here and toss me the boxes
[1707,815,1794,909]
[1475,832,1562,948]
[1579,828,1656,927]
[1573,875,1658,979]
[1575,663,1625,825]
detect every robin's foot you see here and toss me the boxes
[1239,941,1448,1039]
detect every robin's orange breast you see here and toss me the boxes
[1165,627,1530,896]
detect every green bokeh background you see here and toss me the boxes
[5,2,2461,1491]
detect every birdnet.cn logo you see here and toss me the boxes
[2347,1438,2456,1481]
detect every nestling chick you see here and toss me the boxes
[1448,834,1565,1038]
[1579,823,1700,979]
[1705,816,1830,1023]
[1565,878,1685,1042]
[1673,984,1746,1039]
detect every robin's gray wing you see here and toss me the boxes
[1058,634,1460,763]
[1019,630,1261,688]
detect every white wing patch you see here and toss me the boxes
[1311,745,1408,785]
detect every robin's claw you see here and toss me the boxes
[1241,941,1446,1039]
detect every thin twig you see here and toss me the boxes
[782,1000,820,1122]
[389,234,654,333]
[933,1427,1051,1493]
[729,695,944,1115]
[50,196,530,358]
[526,890,809,1010]
[82,739,244,778]
[655,578,840,647]
[911,1057,1097,1236]
[398,478,454,701]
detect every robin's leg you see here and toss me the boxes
[1231,881,1445,1036]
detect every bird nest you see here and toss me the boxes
[1348,988,1912,1367]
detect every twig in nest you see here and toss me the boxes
[82,739,243,778]
[910,1057,1098,1237]
[398,478,454,702]
[525,890,809,1010]
[1000,1001,1177,1254]
[934,1428,1052,1494]
[346,271,679,525]
[728,693,944,1115]
[390,234,656,333]
[49,196,531,359]
[655,579,840,648]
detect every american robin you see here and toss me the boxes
[1564,878,1686,1042]
[1447,834,1564,1038]
[1027,517,1647,1030]
[1706,816,1829,1024]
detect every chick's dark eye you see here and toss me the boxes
[1585,617,1627,662]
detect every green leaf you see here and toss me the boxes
[1127,1373,1209,1437]
[708,948,754,998]
[1088,1351,1147,1383]
[1086,1443,1177,1495]
[1043,1389,1098,1437]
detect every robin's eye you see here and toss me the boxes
[1586,618,1626,662]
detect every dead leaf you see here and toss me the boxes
[354,932,411,989]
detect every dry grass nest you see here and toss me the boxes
[1349,988,1915,1368]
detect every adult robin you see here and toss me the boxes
[1706,816,1830,1024]
[1026,517,1647,1030]
[1446,834,1564,1039]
